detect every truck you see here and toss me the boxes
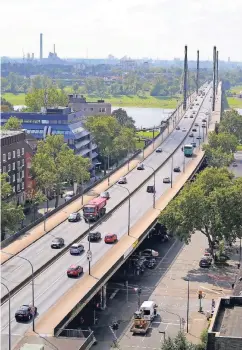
[130,301,158,334]
[83,197,107,222]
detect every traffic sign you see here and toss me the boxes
[87,250,92,261]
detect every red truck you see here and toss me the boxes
[83,197,107,222]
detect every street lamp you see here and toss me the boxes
[160,308,182,331]
[170,156,174,188]
[145,165,156,208]
[2,251,35,331]
[87,219,92,275]
[1,282,11,350]
[184,278,190,333]
[114,184,131,236]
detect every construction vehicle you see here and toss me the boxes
[130,301,158,334]
[83,197,107,222]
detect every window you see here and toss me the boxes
[12,174,15,182]
[42,120,49,124]
[99,107,106,113]
[22,159,24,166]
[22,148,24,155]
[3,154,6,162]
[13,150,16,158]
[8,164,11,172]
[17,184,20,191]
[12,187,15,193]
[12,162,16,170]
[3,166,6,173]
[17,149,20,157]
[21,171,25,178]
[17,161,20,167]
[8,152,11,160]
[22,182,25,190]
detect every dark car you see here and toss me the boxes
[137,163,145,170]
[199,258,211,268]
[147,185,155,193]
[68,212,81,222]
[196,136,202,139]
[51,237,64,249]
[191,142,196,147]
[88,231,101,241]
[173,166,181,172]
[189,133,194,138]
[15,305,37,322]
[163,177,171,183]
[67,265,83,277]
[202,119,207,123]
[176,126,180,130]
[70,243,84,255]
[118,176,127,184]
[192,128,197,132]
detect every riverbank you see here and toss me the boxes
[3,92,179,108]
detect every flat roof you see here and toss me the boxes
[219,305,242,337]
[0,130,24,139]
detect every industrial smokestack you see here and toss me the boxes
[216,50,219,94]
[212,46,216,111]
[183,45,188,111]
[196,50,199,94]
[40,33,43,60]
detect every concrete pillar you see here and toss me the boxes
[100,284,107,310]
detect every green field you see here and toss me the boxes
[227,97,242,108]
[230,85,242,94]
[237,145,242,151]
[3,92,179,109]
[2,93,26,105]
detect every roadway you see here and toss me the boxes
[1,84,212,349]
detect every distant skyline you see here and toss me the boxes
[1,0,242,61]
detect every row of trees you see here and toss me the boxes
[159,109,242,256]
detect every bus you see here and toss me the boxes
[184,144,193,157]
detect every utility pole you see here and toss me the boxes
[212,46,216,111]
[196,50,199,94]
[183,45,188,111]
[216,50,219,94]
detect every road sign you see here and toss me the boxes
[87,250,92,261]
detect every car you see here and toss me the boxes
[147,185,155,193]
[118,176,127,184]
[190,106,193,109]
[100,191,110,199]
[202,124,206,128]
[141,249,159,257]
[206,112,209,115]
[68,212,81,222]
[51,237,64,249]
[199,257,212,268]
[70,243,84,255]
[189,133,194,138]
[196,103,199,105]
[173,166,181,172]
[196,136,201,139]
[163,177,171,184]
[64,191,74,202]
[176,126,180,130]
[184,115,188,118]
[232,162,238,167]
[137,163,145,170]
[190,115,194,118]
[156,147,162,153]
[193,111,196,114]
[192,128,197,132]
[67,265,83,277]
[195,123,199,126]
[203,252,212,261]
[202,119,207,123]
[88,231,102,241]
[15,305,37,322]
[191,142,196,147]
[182,128,186,132]
[104,233,118,243]
[195,99,197,101]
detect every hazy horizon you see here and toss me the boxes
[1,0,242,61]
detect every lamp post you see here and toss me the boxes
[170,156,174,188]
[87,219,92,275]
[1,282,11,350]
[145,165,156,208]
[184,278,190,333]
[2,251,35,331]
[114,184,131,235]
[160,308,182,331]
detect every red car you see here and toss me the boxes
[67,264,83,277]
[104,233,118,244]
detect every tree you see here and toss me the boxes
[220,110,242,141]
[25,87,68,111]
[206,131,238,154]
[1,97,14,112]
[158,167,241,256]
[202,145,234,167]
[1,174,25,241]
[31,135,90,207]
[112,108,136,129]
[3,116,22,130]
[161,331,203,350]
[114,127,136,156]
[72,82,79,93]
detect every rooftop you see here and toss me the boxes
[0,130,24,139]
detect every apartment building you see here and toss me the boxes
[68,95,111,116]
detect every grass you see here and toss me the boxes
[237,145,242,151]
[3,91,179,109]
[230,85,242,94]
[2,93,26,105]
[227,97,242,108]
[135,130,159,149]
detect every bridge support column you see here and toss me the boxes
[100,284,107,310]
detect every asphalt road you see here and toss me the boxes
[1,84,212,350]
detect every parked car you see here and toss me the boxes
[67,265,83,277]
[70,243,84,255]
[51,237,64,249]
[100,191,110,199]
[88,231,102,241]
[68,212,81,222]
[176,126,180,130]
[156,147,162,153]
[232,162,238,167]
[15,305,37,322]
[104,233,118,243]
[173,166,181,172]
[137,163,145,170]
[141,249,159,257]
[118,176,127,184]
[199,257,212,268]
[163,177,171,183]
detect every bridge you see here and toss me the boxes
[0,82,222,350]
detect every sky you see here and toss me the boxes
[1,0,242,61]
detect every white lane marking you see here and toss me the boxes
[109,288,119,300]
[199,286,222,295]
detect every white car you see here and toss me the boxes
[156,147,162,153]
